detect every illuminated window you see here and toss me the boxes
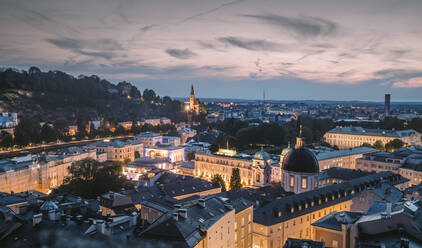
[332,240,338,248]
[301,177,307,189]
[290,176,294,187]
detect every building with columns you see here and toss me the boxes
[324,126,421,149]
[194,149,280,189]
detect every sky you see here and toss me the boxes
[1,0,422,101]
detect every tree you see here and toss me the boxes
[53,119,69,138]
[0,131,13,148]
[53,158,127,198]
[361,142,372,148]
[385,139,404,152]
[135,151,141,159]
[14,117,41,146]
[211,174,226,192]
[143,89,156,103]
[186,151,195,161]
[41,124,58,143]
[374,140,385,150]
[230,168,242,190]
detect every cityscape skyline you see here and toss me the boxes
[1,0,422,101]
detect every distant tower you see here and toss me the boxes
[385,94,391,117]
[189,84,195,111]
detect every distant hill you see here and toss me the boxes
[0,67,183,123]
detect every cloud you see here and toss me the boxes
[179,0,246,23]
[242,14,338,38]
[393,77,422,88]
[140,24,159,32]
[165,48,197,59]
[218,36,283,51]
[46,38,123,59]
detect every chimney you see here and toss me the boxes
[198,198,206,208]
[386,202,392,217]
[173,212,179,221]
[32,213,43,226]
[96,219,105,234]
[178,208,187,219]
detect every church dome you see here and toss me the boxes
[282,148,319,173]
[281,147,292,157]
[254,150,270,160]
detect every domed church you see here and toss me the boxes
[281,125,319,194]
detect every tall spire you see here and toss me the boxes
[190,84,194,95]
[295,124,304,149]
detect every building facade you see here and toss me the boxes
[355,146,422,188]
[135,132,163,147]
[324,126,421,149]
[0,147,97,194]
[88,139,143,162]
[194,150,277,188]
[144,144,185,162]
[315,147,376,170]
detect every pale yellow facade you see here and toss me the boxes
[318,152,370,170]
[324,132,421,149]
[235,206,254,248]
[91,143,143,162]
[252,201,351,248]
[194,209,236,248]
[194,153,267,188]
[0,150,97,194]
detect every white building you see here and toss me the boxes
[135,132,163,147]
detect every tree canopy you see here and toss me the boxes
[230,168,242,190]
[211,174,226,192]
[53,158,129,198]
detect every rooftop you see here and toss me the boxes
[327,126,420,138]
[315,147,376,161]
[312,211,363,231]
[254,172,406,226]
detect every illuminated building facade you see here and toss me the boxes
[324,126,421,149]
[0,147,97,194]
[88,139,143,162]
[250,172,404,248]
[356,146,422,188]
[194,149,278,188]
[135,132,163,147]
[144,144,185,162]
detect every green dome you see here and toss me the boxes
[254,151,271,160]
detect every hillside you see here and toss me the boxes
[0,67,184,123]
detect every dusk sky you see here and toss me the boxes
[1,0,422,101]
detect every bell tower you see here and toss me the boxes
[189,84,195,111]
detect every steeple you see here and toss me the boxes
[189,84,195,111]
[190,84,194,96]
[295,124,304,149]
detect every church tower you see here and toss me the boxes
[189,84,195,111]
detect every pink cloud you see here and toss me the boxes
[392,77,422,88]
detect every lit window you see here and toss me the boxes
[332,240,338,248]
[301,177,307,189]
[290,176,294,187]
